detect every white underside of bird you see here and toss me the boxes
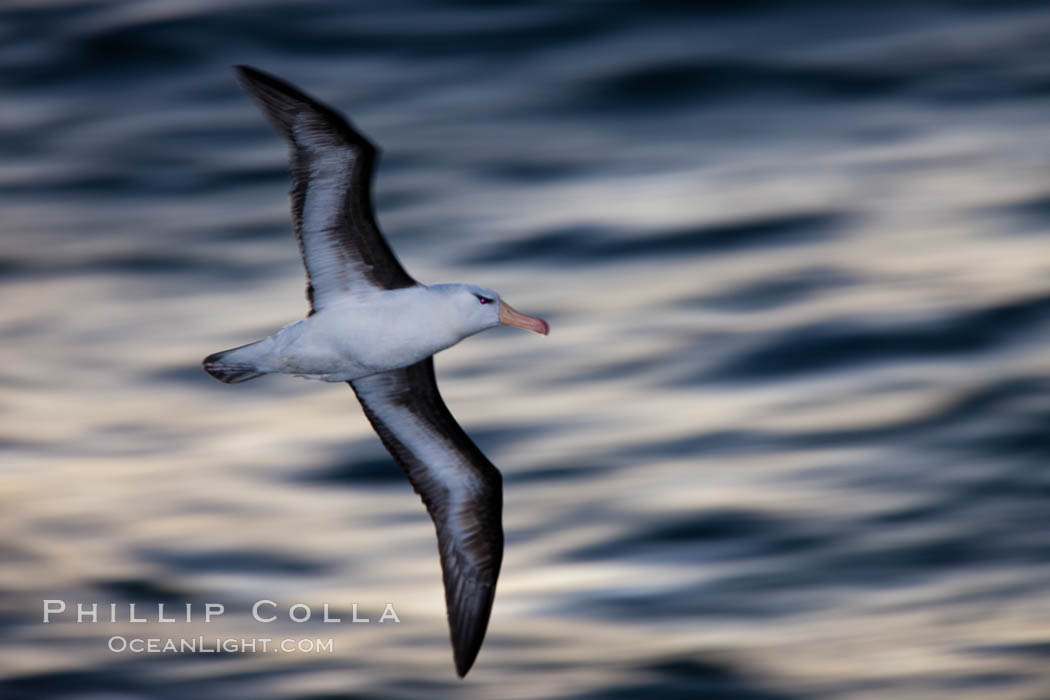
[211,284,546,383]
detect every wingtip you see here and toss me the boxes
[446,575,498,678]
[455,646,480,680]
[232,64,257,81]
[230,64,376,154]
[232,64,278,91]
[453,641,480,678]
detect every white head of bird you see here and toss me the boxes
[428,283,549,340]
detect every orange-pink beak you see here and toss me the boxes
[499,301,549,335]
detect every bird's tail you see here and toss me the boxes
[202,341,267,384]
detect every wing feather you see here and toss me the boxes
[350,357,503,677]
[235,65,416,310]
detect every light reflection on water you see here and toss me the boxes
[4,1,1050,698]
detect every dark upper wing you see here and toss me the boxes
[235,65,416,312]
[349,357,503,677]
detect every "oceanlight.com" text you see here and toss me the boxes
[107,636,336,654]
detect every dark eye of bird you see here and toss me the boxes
[475,294,492,304]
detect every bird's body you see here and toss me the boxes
[202,65,547,677]
[212,284,503,382]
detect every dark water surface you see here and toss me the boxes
[4,2,1050,698]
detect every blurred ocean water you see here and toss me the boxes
[3,1,1050,698]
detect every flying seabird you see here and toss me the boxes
[202,65,549,677]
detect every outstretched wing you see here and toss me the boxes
[349,357,503,677]
[235,65,416,312]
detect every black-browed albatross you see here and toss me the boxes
[202,65,548,677]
